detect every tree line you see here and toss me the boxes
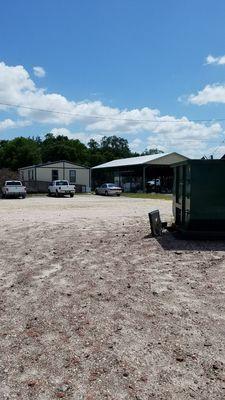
[0,133,163,171]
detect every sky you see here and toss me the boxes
[1,0,225,158]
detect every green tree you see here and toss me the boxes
[88,139,100,151]
[141,148,164,155]
[0,133,161,170]
[100,135,131,161]
[0,137,42,170]
[86,135,134,167]
[41,133,88,165]
[0,140,8,168]
[87,139,105,167]
[100,135,131,157]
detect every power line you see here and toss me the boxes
[1,101,225,124]
[148,138,224,142]
[211,139,225,157]
[1,100,225,147]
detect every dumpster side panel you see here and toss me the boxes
[190,162,225,230]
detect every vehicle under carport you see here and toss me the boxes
[92,152,188,193]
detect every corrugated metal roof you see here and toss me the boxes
[92,152,186,169]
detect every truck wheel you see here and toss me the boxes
[116,193,121,197]
[56,190,59,197]
[70,193,74,198]
[22,194,26,199]
[2,193,5,199]
[48,190,51,197]
[105,191,108,196]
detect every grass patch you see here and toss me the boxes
[121,193,172,200]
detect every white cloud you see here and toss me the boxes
[152,121,225,157]
[0,119,16,131]
[86,108,222,156]
[145,118,222,158]
[188,84,225,105]
[129,138,143,151]
[0,61,223,157]
[147,134,209,158]
[50,123,222,158]
[206,54,225,65]
[50,128,104,144]
[51,127,73,138]
[0,118,30,132]
[0,61,124,125]
[209,145,225,159]
[33,66,46,78]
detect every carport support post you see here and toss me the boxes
[143,166,146,192]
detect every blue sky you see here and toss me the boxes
[1,0,225,157]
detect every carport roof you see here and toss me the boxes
[92,152,188,169]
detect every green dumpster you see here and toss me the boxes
[173,159,225,238]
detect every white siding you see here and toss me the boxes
[64,162,86,169]
[64,168,90,186]
[36,166,63,181]
[19,161,90,187]
[20,167,35,181]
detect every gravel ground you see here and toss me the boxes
[1,195,225,400]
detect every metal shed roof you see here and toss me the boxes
[92,152,188,169]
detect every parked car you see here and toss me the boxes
[95,183,122,196]
[147,178,161,192]
[2,180,26,199]
[148,178,161,187]
[48,180,75,197]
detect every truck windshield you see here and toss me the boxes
[6,181,22,186]
[56,181,68,186]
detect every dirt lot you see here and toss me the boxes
[1,195,225,400]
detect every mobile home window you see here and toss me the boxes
[69,169,76,183]
[52,170,59,180]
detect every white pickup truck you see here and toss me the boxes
[2,180,27,199]
[48,180,75,197]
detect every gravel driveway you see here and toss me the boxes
[1,195,225,399]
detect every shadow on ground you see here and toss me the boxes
[144,231,225,252]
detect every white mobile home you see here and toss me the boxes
[19,160,90,192]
